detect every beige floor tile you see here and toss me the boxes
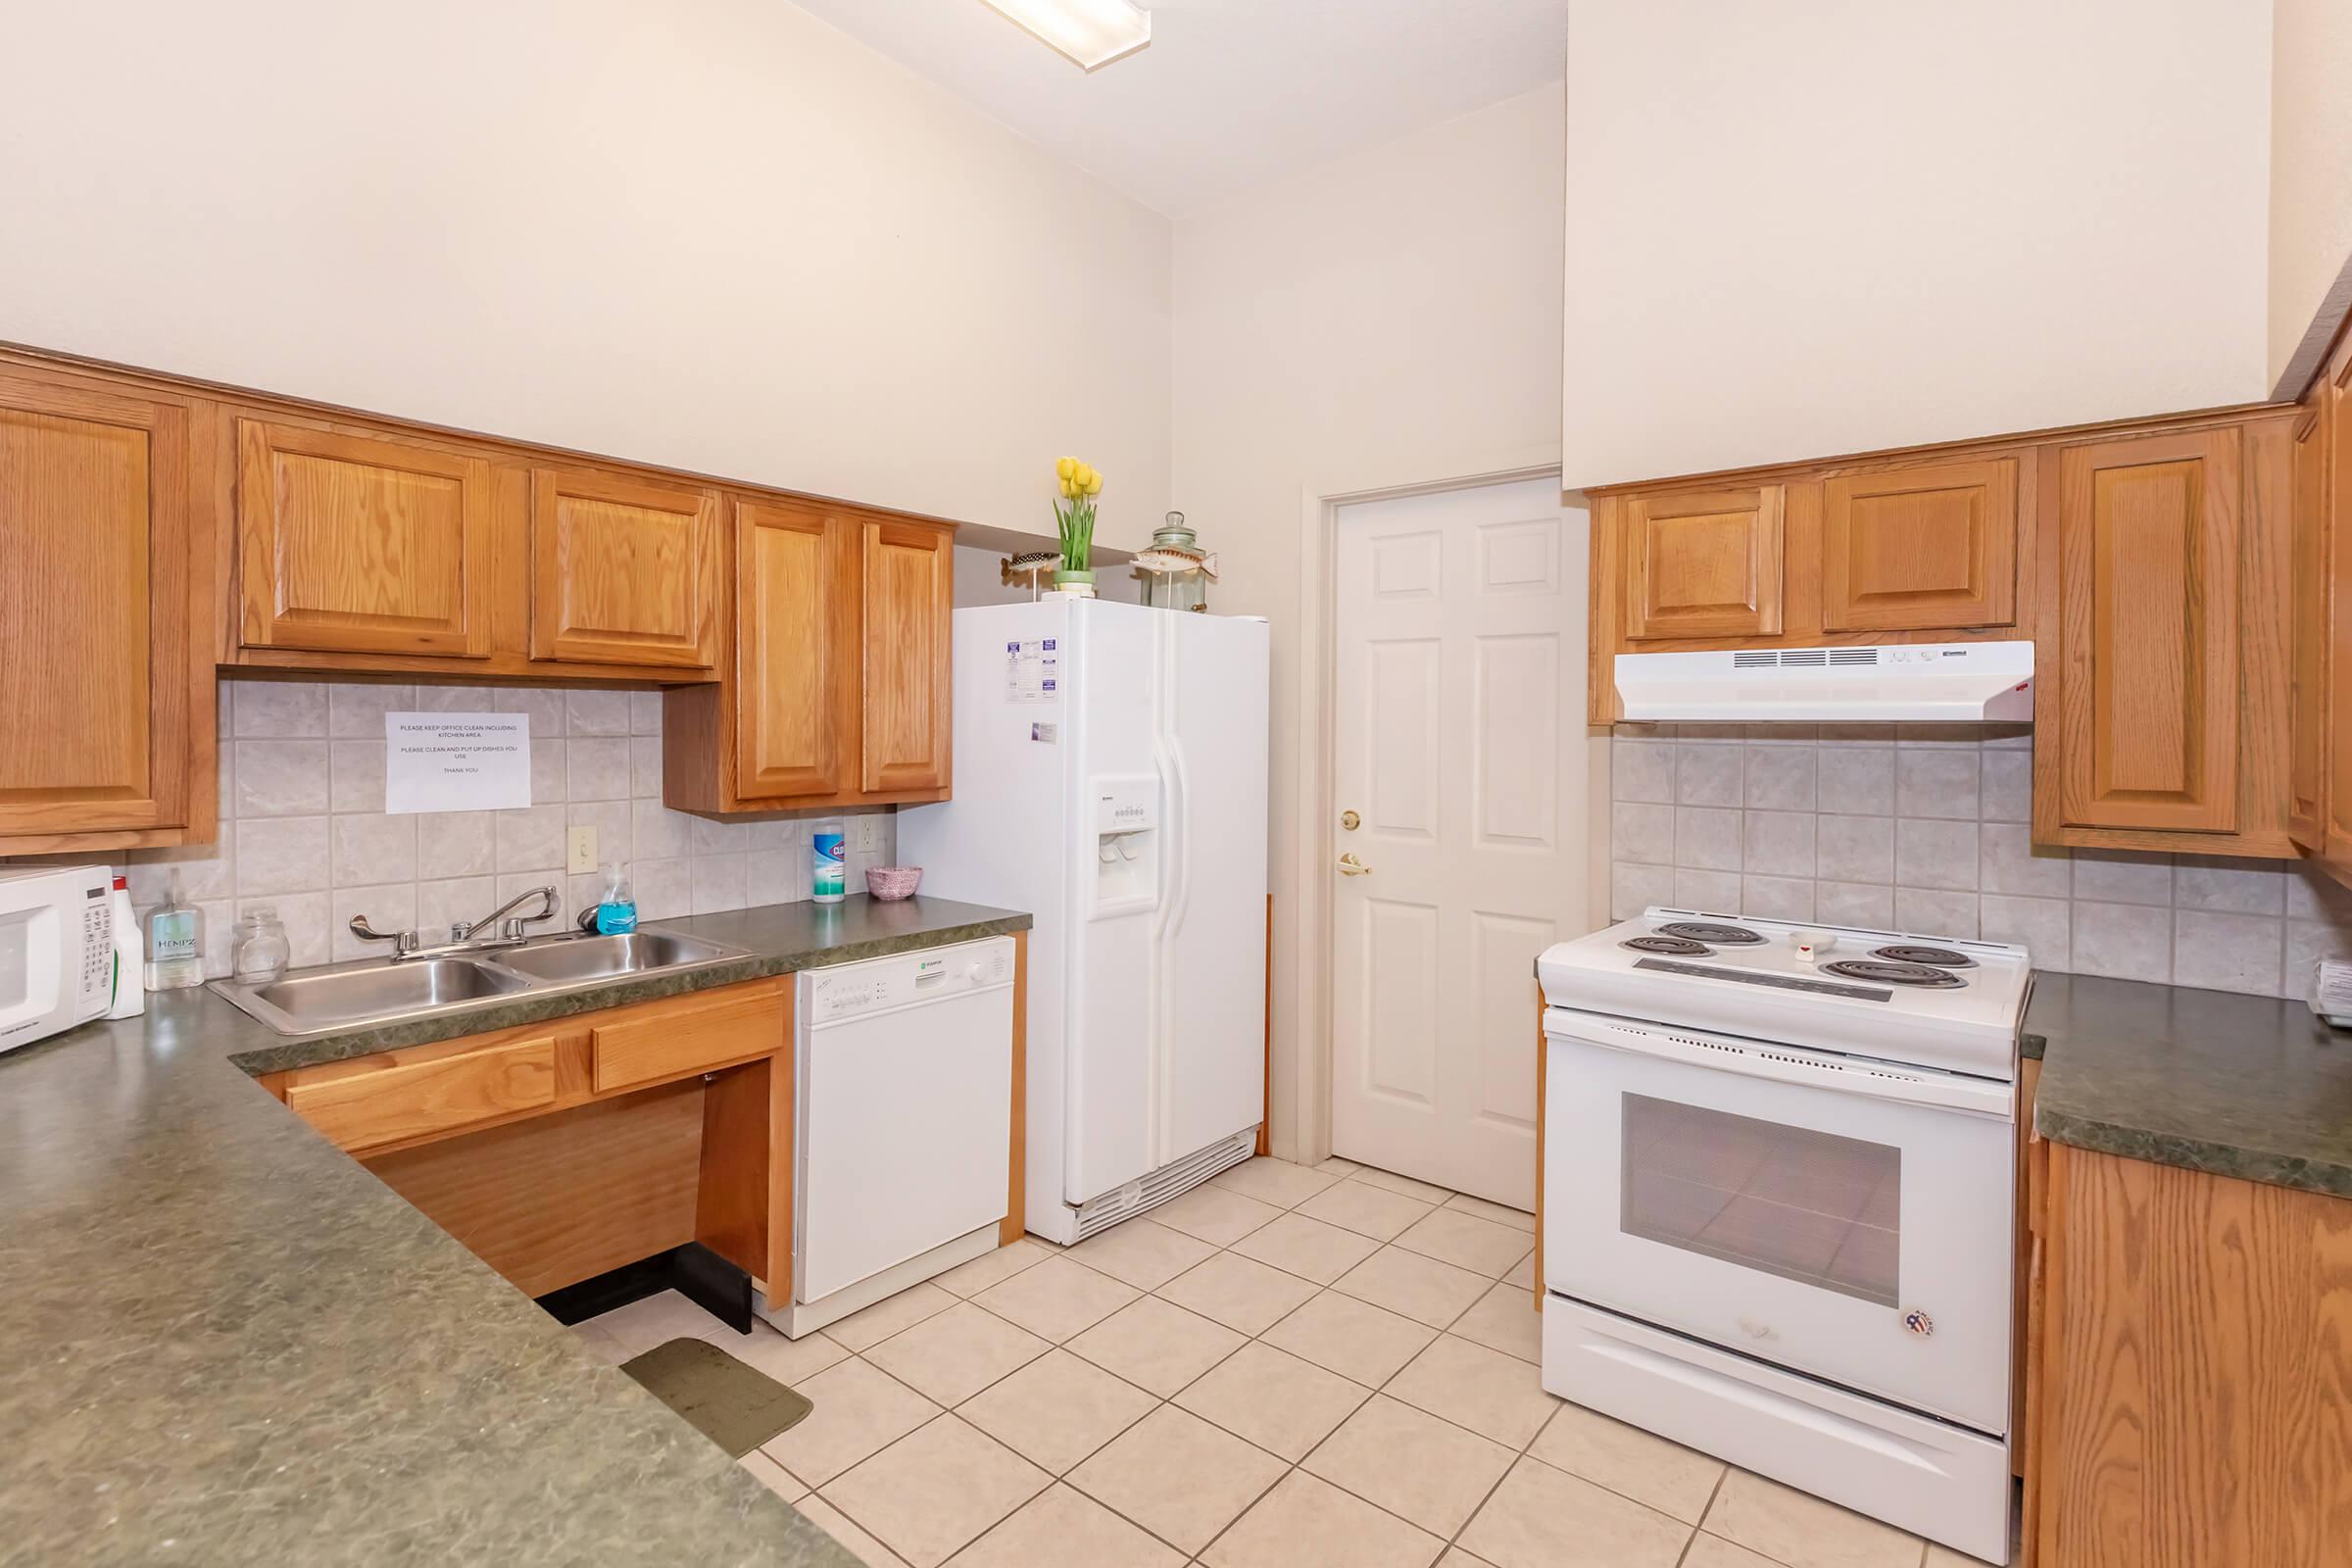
[1155,1250,1320,1335]
[945,1483,1185,1568]
[1228,1210,1381,1285]
[1685,1535,1785,1568]
[1924,1545,2004,1568]
[797,1494,915,1568]
[862,1301,1052,1407]
[1393,1208,1538,1278]
[1065,1294,1248,1396]
[1385,1334,1561,1447]
[1331,1245,1494,1328]
[1150,1182,1285,1247]
[1202,1470,1446,1568]
[1067,1403,1288,1555]
[828,1282,960,1352]
[1301,1394,1516,1537]
[1439,1551,1499,1568]
[1172,1341,1370,1460]
[971,1256,1140,1343]
[1445,1192,1537,1232]
[569,1323,633,1365]
[1456,1455,1690,1568]
[824,1415,1050,1568]
[936,1238,1054,1298]
[1210,1154,1342,1209]
[582,1289,724,1356]
[718,1319,853,1387]
[1504,1251,1535,1289]
[1296,1178,1438,1241]
[957,1348,1159,1474]
[1259,1289,1438,1387]
[1449,1281,1542,1364]
[1315,1156,1361,1176]
[1701,1469,1924,1568]
[763,1357,943,1488]
[1529,1403,1723,1525]
[1067,1217,1214,1291]
[739,1448,807,1501]
[1349,1165,1455,1204]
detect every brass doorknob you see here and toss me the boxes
[1337,853,1371,876]
[1340,809,1361,831]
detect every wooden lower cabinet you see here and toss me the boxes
[2323,334,2352,884]
[2024,1140,2352,1566]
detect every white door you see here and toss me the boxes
[1330,476,1592,1206]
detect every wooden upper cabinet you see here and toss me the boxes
[237,419,494,658]
[2290,404,2330,852]
[734,499,855,799]
[2052,428,2243,835]
[2328,340,2352,873]
[0,370,205,843]
[1621,485,1784,640]
[528,466,721,670]
[1821,459,2017,632]
[859,519,953,794]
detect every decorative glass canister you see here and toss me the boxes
[1141,511,1209,612]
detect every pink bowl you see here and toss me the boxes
[866,865,923,901]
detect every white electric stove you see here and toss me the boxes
[1537,908,2027,1565]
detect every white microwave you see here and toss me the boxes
[0,864,116,1054]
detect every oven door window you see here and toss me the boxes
[1621,1092,1899,1308]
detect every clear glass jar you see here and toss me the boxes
[1142,511,1209,613]
[230,906,291,983]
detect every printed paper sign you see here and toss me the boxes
[1005,637,1060,704]
[383,713,531,813]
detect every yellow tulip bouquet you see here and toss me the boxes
[1053,456,1103,583]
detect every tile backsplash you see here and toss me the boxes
[1608,721,2352,1001]
[12,679,896,979]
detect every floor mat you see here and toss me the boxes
[619,1337,813,1456]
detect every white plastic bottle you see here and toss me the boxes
[107,873,144,1019]
[811,819,847,904]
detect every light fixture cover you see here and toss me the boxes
[978,0,1152,71]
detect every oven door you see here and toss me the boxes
[1544,1006,2013,1434]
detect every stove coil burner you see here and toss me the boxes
[1656,921,1764,946]
[1821,959,1967,989]
[1872,944,1977,969]
[1622,935,1713,956]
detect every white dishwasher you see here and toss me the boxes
[760,936,1016,1338]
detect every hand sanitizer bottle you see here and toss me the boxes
[142,869,207,991]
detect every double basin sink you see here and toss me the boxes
[211,929,757,1037]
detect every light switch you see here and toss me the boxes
[566,825,598,874]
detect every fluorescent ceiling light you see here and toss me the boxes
[978,0,1152,71]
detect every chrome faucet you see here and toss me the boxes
[349,885,560,961]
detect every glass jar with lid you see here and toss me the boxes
[230,906,291,983]
[1141,511,1209,613]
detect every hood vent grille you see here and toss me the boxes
[1730,647,1882,671]
[1615,641,2033,722]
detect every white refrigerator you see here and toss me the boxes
[898,599,1270,1245]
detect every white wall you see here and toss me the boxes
[2270,0,2352,394]
[1562,0,2274,488]
[1171,85,1568,1159]
[0,0,1170,540]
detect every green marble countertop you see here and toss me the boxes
[2027,971,2352,1199]
[0,895,1028,1566]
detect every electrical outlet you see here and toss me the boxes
[854,813,881,853]
[565,825,598,875]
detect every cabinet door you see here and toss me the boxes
[0,372,197,837]
[2054,429,2242,834]
[859,519,953,794]
[2290,405,2330,851]
[1621,486,1784,640]
[528,466,721,669]
[2328,343,2352,870]
[237,419,494,658]
[734,498,855,799]
[1822,459,2017,632]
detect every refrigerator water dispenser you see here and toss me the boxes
[1091,775,1158,915]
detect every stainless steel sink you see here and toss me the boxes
[489,931,736,985]
[210,925,757,1037]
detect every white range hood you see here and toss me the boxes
[1614,641,2034,722]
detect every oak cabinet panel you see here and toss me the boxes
[2291,404,2330,852]
[1621,486,1785,640]
[2328,339,2352,877]
[284,1035,559,1153]
[2051,429,2243,835]
[735,499,855,800]
[859,519,954,794]
[528,466,721,670]
[237,419,495,658]
[0,370,208,845]
[1822,459,2017,632]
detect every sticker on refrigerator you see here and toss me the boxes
[1030,721,1058,744]
[1005,637,1060,704]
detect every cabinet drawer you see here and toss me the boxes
[285,1036,558,1152]
[592,988,785,1093]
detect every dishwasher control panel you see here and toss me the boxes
[807,937,1015,1021]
